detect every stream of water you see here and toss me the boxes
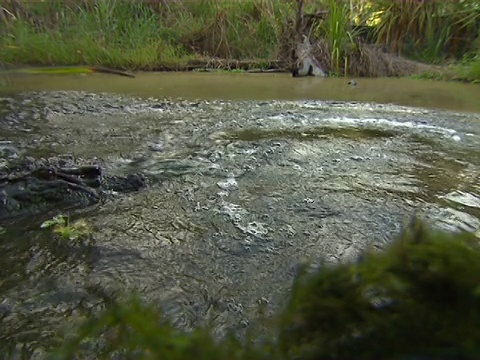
[0,73,479,357]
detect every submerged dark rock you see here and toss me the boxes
[0,156,146,225]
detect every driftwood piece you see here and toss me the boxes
[0,5,6,29]
[92,66,136,78]
[291,0,327,77]
[293,35,327,77]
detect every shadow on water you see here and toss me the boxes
[0,74,479,356]
[221,127,399,141]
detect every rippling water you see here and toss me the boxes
[0,91,479,356]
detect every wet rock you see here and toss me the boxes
[0,156,146,225]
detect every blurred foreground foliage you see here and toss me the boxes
[53,220,480,359]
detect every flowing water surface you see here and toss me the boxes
[0,74,479,357]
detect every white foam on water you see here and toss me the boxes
[292,101,431,115]
[237,221,269,239]
[217,177,239,192]
[439,191,480,209]
[219,202,245,223]
[320,117,458,138]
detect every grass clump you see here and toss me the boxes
[51,220,480,359]
[465,57,480,83]
[314,0,358,76]
[454,49,480,83]
[360,0,480,62]
[41,214,92,241]
[0,0,292,70]
[1,1,193,70]
[357,0,480,81]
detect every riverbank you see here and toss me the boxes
[0,1,479,81]
[0,1,288,71]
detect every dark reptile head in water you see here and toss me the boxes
[0,162,146,226]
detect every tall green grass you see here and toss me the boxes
[1,0,480,80]
[2,1,191,69]
[365,0,480,62]
[348,0,480,80]
[455,50,480,83]
[0,0,292,70]
[315,0,359,76]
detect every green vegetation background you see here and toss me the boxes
[1,0,479,81]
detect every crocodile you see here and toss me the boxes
[0,159,146,225]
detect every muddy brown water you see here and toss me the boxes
[4,72,480,113]
[0,73,479,357]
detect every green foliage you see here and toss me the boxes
[170,0,287,60]
[51,220,480,359]
[53,297,274,360]
[363,0,480,62]
[456,51,480,83]
[0,0,292,69]
[315,0,359,76]
[0,1,192,69]
[280,220,480,359]
[466,57,480,83]
[41,214,92,241]
[1,0,480,76]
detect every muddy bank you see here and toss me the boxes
[0,91,479,355]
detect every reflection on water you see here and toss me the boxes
[0,86,479,356]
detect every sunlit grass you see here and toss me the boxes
[315,0,359,76]
[365,0,480,61]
